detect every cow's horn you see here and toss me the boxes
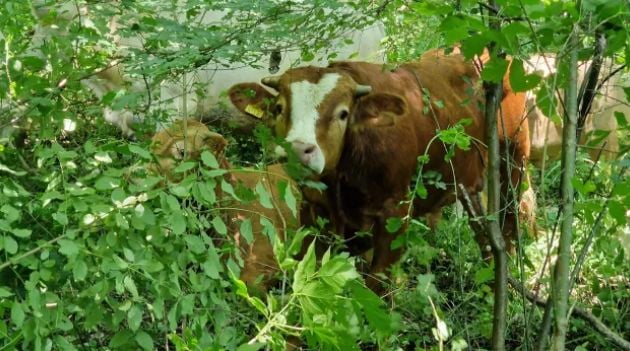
[261,76,280,89]
[355,84,372,97]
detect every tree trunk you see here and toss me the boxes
[551,26,579,351]
[484,3,508,349]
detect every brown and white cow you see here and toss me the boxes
[228,51,529,293]
[150,120,301,293]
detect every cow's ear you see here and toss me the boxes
[228,83,276,121]
[203,131,228,156]
[352,93,407,128]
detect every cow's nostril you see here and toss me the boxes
[303,145,315,155]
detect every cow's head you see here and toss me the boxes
[228,66,376,175]
[150,119,227,180]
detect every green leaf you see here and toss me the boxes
[11,302,25,327]
[281,181,298,218]
[212,216,227,235]
[195,181,216,204]
[255,181,273,209]
[571,177,596,195]
[0,220,10,232]
[1,204,20,222]
[0,287,14,298]
[301,50,315,62]
[348,280,395,334]
[201,150,220,168]
[221,179,240,200]
[169,185,190,197]
[293,242,316,292]
[609,201,626,225]
[615,111,628,128]
[416,183,428,199]
[386,217,403,233]
[73,260,88,281]
[536,81,558,118]
[127,305,143,332]
[481,58,509,83]
[111,188,127,204]
[135,331,154,351]
[53,336,78,351]
[474,266,494,285]
[417,274,439,297]
[110,330,134,348]
[319,255,359,291]
[129,144,153,160]
[509,59,542,92]
[4,236,18,254]
[461,34,488,60]
[239,219,253,244]
[201,168,228,178]
[439,16,469,44]
[170,213,186,235]
[164,194,181,211]
[58,239,79,257]
[237,343,264,351]
[52,212,69,226]
[173,161,196,174]
[185,235,206,254]
[0,163,27,176]
[123,276,139,298]
[202,242,223,279]
[95,176,120,190]
[12,228,31,238]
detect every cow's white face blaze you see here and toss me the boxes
[284,73,344,174]
[228,68,369,175]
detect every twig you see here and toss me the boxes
[509,277,630,351]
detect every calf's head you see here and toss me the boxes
[229,67,376,175]
[150,119,227,180]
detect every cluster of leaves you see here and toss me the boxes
[381,0,630,349]
[0,1,400,350]
[0,127,402,350]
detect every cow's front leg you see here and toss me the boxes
[365,217,404,295]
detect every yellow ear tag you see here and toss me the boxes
[245,104,264,119]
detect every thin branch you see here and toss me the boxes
[509,277,630,351]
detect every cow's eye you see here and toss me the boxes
[274,103,283,115]
[339,109,349,121]
[171,141,186,159]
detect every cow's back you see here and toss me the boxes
[331,55,486,215]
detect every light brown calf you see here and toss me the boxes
[150,120,301,293]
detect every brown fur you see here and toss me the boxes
[228,50,529,293]
[422,47,533,250]
[150,120,301,293]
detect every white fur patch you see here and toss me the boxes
[285,73,340,173]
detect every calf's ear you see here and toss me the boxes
[353,93,408,128]
[203,131,229,156]
[228,83,276,121]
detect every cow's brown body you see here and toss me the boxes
[229,50,529,293]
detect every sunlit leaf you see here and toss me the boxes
[239,219,253,244]
[201,150,220,168]
[255,181,273,209]
[135,331,154,351]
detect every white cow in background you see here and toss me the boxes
[25,1,386,137]
[525,54,629,167]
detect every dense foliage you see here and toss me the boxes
[1,0,629,350]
